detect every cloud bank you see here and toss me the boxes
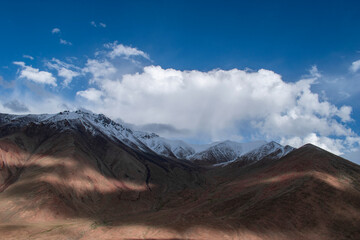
[7,42,360,158]
[3,100,29,112]
[76,53,358,155]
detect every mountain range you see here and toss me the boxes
[0,110,359,240]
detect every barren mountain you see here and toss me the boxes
[0,111,359,239]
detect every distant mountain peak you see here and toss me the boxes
[0,111,294,165]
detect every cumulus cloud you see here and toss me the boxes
[51,28,61,34]
[282,134,346,155]
[7,41,359,158]
[3,100,29,113]
[60,39,72,45]
[105,42,150,60]
[76,64,357,155]
[46,58,80,86]
[23,55,34,60]
[13,61,57,86]
[83,59,117,84]
[76,88,103,101]
[350,59,360,73]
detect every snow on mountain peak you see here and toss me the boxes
[232,141,295,164]
[189,140,268,164]
[0,110,294,165]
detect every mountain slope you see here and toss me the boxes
[0,110,292,165]
[223,141,295,167]
[135,132,196,159]
[189,140,267,165]
[0,113,204,223]
[201,144,360,239]
[0,111,359,239]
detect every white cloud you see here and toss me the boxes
[105,42,150,60]
[52,28,61,34]
[281,133,346,155]
[0,80,74,116]
[76,65,357,155]
[83,59,116,84]
[46,58,80,86]
[13,61,25,67]
[60,39,72,45]
[91,21,106,28]
[23,55,34,60]
[57,68,78,85]
[309,65,321,78]
[350,59,360,73]
[51,28,72,46]
[9,42,360,159]
[77,88,103,101]
[337,106,352,122]
[13,61,57,86]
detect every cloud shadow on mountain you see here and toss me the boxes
[0,124,360,239]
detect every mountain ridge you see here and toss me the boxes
[0,110,294,166]
[0,111,359,239]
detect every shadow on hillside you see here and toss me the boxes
[0,125,360,239]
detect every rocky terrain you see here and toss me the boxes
[0,111,359,239]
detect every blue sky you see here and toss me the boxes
[1,0,360,162]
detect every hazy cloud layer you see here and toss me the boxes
[3,100,29,112]
[350,59,360,73]
[344,150,360,165]
[136,123,190,139]
[0,76,15,88]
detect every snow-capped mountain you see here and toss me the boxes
[242,141,295,161]
[189,140,267,164]
[0,110,295,165]
[0,110,150,152]
[228,141,295,167]
[134,132,277,165]
[135,132,195,159]
[1,112,358,240]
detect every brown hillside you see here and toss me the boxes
[0,124,359,239]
